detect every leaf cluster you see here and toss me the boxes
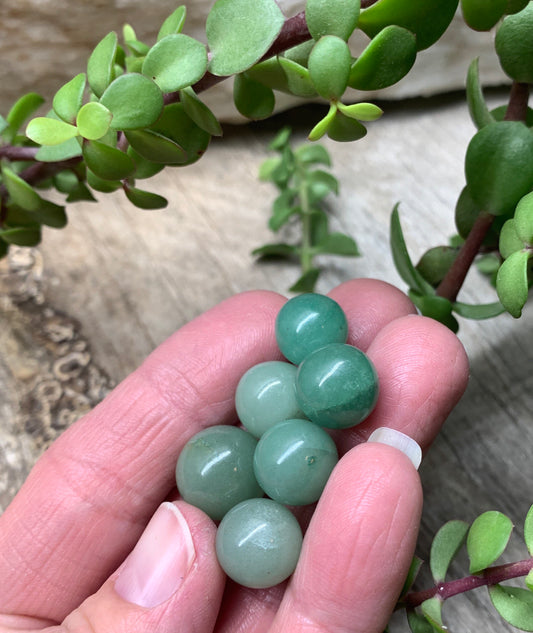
[253,127,358,292]
[401,505,533,632]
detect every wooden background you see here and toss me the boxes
[1,94,533,631]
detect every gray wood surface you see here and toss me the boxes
[1,95,532,631]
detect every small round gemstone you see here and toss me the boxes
[275,293,348,365]
[175,425,263,521]
[235,361,306,438]
[253,418,339,505]
[296,343,379,429]
[216,498,303,588]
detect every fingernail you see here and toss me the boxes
[114,502,196,608]
[367,427,422,470]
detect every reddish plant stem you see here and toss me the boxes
[435,212,495,301]
[435,80,530,302]
[401,557,533,609]
[0,145,39,161]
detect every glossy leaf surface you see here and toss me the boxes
[76,102,112,140]
[2,167,41,212]
[206,0,284,76]
[338,102,383,121]
[124,185,168,209]
[349,26,416,91]
[53,73,87,124]
[36,137,82,162]
[496,249,530,317]
[0,226,41,247]
[142,34,207,92]
[452,300,505,319]
[234,73,275,120]
[305,0,360,41]
[514,191,533,244]
[327,110,367,142]
[416,246,459,286]
[100,74,163,130]
[308,36,351,100]
[358,0,459,50]
[87,31,118,98]
[125,129,186,164]
[180,87,222,136]
[4,93,45,143]
[461,0,507,31]
[466,58,495,129]
[496,3,533,83]
[465,121,533,216]
[499,218,524,258]
[82,140,136,180]
[26,117,78,146]
[467,510,514,573]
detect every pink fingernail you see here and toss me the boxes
[114,502,196,608]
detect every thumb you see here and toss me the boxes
[61,501,225,633]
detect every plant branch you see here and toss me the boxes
[435,211,495,301]
[504,82,530,122]
[400,557,533,609]
[0,146,39,161]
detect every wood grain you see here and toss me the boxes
[1,95,532,631]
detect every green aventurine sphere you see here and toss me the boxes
[253,419,338,505]
[296,343,379,429]
[275,293,348,365]
[216,498,303,588]
[235,361,306,438]
[175,425,263,521]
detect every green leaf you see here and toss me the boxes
[467,510,514,573]
[2,166,41,212]
[35,137,82,162]
[34,199,68,228]
[461,0,507,31]
[465,121,533,216]
[338,102,383,122]
[327,110,367,142]
[294,143,331,166]
[100,73,163,130]
[507,0,529,13]
[308,103,337,141]
[305,0,360,41]
[269,126,292,151]
[87,31,118,98]
[407,609,435,633]
[246,58,290,93]
[206,0,285,76]
[123,184,168,209]
[259,156,282,181]
[466,58,496,129]
[149,103,211,166]
[515,191,533,244]
[86,169,121,193]
[0,238,9,259]
[157,6,187,40]
[429,520,469,583]
[453,300,505,319]
[26,117,78,146]
[527,569,533,591]
[283,40,315,66]
[409,292,459,332]
[127,147,165,180]
[53,73,87,124]
[290,268,321,293]
[76,102,112,140]
[277,57,317,98]
[310,209,329,244]
[500,219,525,258]
[524,505,533,555]
[348,26,417,91]
[4,92,45,142]
[82,140,136,181]
[496,3,533,83]
[400,557,424,597]
[421,597,446,631]
[416,246,459,286]
[269,190,297,230]
[125,128,186,164]
[233,73,275,120]
[496,249,531,317]
[489,585,533,631]
[252,243,298,259]
[358,0,459,51]
[142,34,207,92]
[0,115,8,135]
[66,182,97,203]
[179,87,222,136]
[0,226,41,247]
[314,232,359,256]
[308,36,352,100]
[390,205,435,294]
[307,169,339,202]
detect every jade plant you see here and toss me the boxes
[1,0,533,629]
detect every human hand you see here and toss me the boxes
[0,279,469,633]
